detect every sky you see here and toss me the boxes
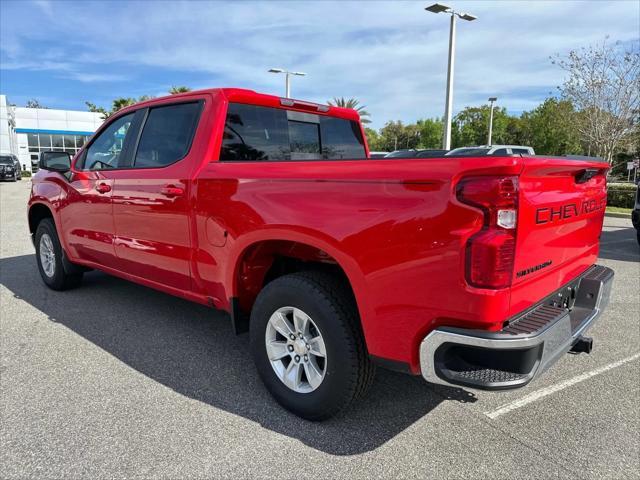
[1,0,639,129]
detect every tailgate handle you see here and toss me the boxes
[574,168,601,184]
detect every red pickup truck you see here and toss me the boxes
[29,88,613,420]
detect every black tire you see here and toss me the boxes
[250,271,375,420]
[636,229,640,246]
[35,218,83,290]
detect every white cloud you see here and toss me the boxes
[62,72,128,83]
[2,1,639,127]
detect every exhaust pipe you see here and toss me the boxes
[570,335,593,354]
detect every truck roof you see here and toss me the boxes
[119,88,362,122]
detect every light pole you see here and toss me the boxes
[487,96,497,145]
[425,3,477,150]
[268,68,306,98]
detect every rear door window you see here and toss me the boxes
[220,103,366,161]
[134,102,202,168]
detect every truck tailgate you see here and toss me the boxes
[510,157,608,316]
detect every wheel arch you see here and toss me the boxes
[28,202,55,237]
[228,232,372,332]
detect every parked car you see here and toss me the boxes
[414,149,449,158]
[29,88,613,419]
[368,151,389,159]
[0,154,22,181]
[385,149,449,159]
[632,181,640,245]
[384,149,419,158]
[446,145,535,156]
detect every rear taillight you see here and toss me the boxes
[457,176,519,289]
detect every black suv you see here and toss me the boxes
[0,155,22,182]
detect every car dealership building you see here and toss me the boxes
[0,95,103,172]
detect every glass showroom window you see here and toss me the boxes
[26,133,92,159]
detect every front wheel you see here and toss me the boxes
[250,271,375,420]
[35,219,83,290]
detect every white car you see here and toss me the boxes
[446,145,535,156]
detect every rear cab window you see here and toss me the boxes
[221,103,366,161]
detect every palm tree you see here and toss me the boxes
[169,86,192,95]
[327,97,371,124]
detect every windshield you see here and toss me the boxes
[446,148,491,156]
[0,156,14,165]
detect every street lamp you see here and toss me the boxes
[487,96,497,145]
[425,3,477,150]
[268,68,306,98]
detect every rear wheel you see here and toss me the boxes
[35,219,83,290]
[250,271,375,420]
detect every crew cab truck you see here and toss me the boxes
[29,88,614,420]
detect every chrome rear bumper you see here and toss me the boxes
[419,265,614,390]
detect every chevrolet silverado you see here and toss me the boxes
[29,88,613,419]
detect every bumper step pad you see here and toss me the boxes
[442,363,529,384]
[420,264,615,390]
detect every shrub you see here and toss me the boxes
[607,182,637,208]
[21,170,32,178]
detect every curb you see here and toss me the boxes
[605,212,631,219]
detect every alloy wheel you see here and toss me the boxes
[265,306,327,393]
[39,233,56,278]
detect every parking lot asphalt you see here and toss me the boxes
[1,180,639,479]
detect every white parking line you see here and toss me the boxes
[485,352,640,419]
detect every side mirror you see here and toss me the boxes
[39,151,71,173]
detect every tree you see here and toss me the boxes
[85,96,154,119]
[327,97,371,124]
[519,98,582,155]
[554,38,640,163]
[364,127,382,151]
[375,121,421,151]
[111,97,137,112]
[85,102,108,118]
[416,118,443,148]
[25,99,47,109]
[169,86,192,94]
[452,106,512,147]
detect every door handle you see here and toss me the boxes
[160,185,184,197]
[96,183,111,194]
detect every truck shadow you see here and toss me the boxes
[598,224,639,262]
[0,254,476,456]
